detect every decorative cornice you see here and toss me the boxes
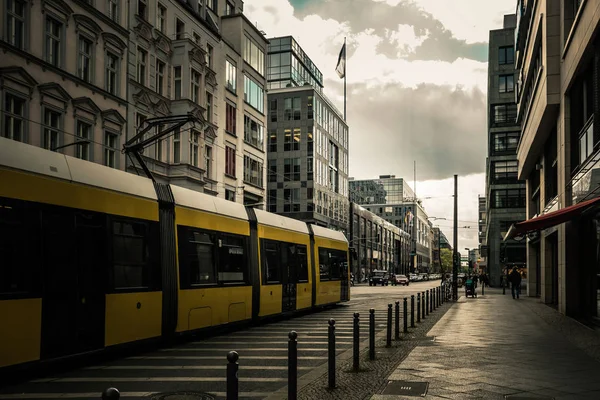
[205,68,217,87]
[102,32,127,51]
[101,109,126,124]
[133,16,154,42]
[73,14,103,37]
[153,29,173,56]
[189,46,207,67]
[133,87,153,108]
[204,123,217,140]
[38,82,72,103]
[153,99,171,115]
[41,0,74,18]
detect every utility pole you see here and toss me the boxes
[452,174,458,301]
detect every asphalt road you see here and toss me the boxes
[0,281,442,400]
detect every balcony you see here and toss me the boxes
[514,0,535,68]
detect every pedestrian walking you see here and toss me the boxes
[508,267,522,299]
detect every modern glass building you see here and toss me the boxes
[267,36,324,92]
[349,175,416,204]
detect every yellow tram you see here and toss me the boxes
[0,137,350,370]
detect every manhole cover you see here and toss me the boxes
[152,392,215,400]
[382,380,429,396]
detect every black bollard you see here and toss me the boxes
[410,295,415,328]
[353,312,360,372]
[369,308,375,360]
[426,290,429,316]
[394,301,400,340]
[482,282,485,295]
[422,292,426,319]
[328,319,336,389]
[432,289,436,311]
[101,388,120,400]
[288,331,298,400]
[417,293,421,323]
[227,351,239,400]
[403,297,408,333]
[386,304,392,347]
[431,289,434,311]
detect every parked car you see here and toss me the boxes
[369,270,389,286]
[395,274,409,286]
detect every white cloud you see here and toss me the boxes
[244,0,494,250]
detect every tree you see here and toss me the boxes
[439,248,453,274]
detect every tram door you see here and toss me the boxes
[281,243,298,313]
[41,209,106,359]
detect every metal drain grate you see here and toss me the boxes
[151,392,215,400]
[382,380,429,396]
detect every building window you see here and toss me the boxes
[191,69,200,103]
[189,130,199,167]
[137,47,147,85]
[293,97,301,120]
[269,99,277,122]
[491,189,525,208]
[106,52,119,95]
[206,92,212,122]
[45,16,62,67]
[78,36,93,83]
[492,131,519,154]
[284,98,292,120]
[244,115,264,149]
[173,129,180,163]
[491,103,517,125]
[104,130,118,168]
[284,158,300,181]
[244,76,264,112]
[492,160,518,184]
[268,160,277,182]
[243,36,264,75]
[499,74,514,93]
[3,93,26,142]
[226,1,235,15]
[244,156,264,187]
[43,108,61,150]
[193,32,200,44]
[225,60,237,93]
[76,120,92,161]
[284,188,301,212]
[268,189,277,211]
[174,66,182,100]
[498,46,514,65]
[176,19,184,40]
[225,189,236,201]
[6,0,26,49]
[206,45,213,69]
[205,145,212,177]
[292,128,300,150]
[108,0,118,22]
[226,103,236,135]
[307,96,313,119]
[155,60,165,96]
[307,130,313,155]
[137,0,147,20]
[207,0,217,12]
[225,146,236,177]
[156,3,166,33]
[268,130,277,152]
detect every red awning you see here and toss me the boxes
[504,196,600,240]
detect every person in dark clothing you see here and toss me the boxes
[508,267,522,299]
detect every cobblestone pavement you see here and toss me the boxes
[371,288,600,400]
[282,294,451,400]
[0,282,442,400]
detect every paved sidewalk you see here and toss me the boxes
[371,288,600,399]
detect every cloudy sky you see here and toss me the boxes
[244,0,517,250]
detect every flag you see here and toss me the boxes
[335,42,346,79]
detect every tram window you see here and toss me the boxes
[318,247,348,281]
[0,200,40,297]
[319,248,330,281]
[112,220,151,289]
[263,240,281,283]
[188,230,217,285]
[218,233,248,283]
[296,245,309,282]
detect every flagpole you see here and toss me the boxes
[343,37,347,121]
